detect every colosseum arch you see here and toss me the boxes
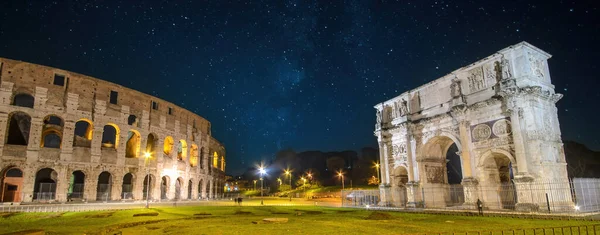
[68,170,85,200]
[127,114,138,127]
[160,175,170,200]
[198,179,203,199]
[33,168,58,201]
[177,140,187,161]
[11,93,34,108]
[142,174,155,200]
[174,177,183,200]
[199,147,205,169]
[374,42,571,211]
[145,133,157,154]
[1,167,24,202]
[125,130,141,158]
[189,144,199,167]
[187,179,193,199]
[101,124,119,149]
[163,136,174,157]
[96,171,112,201]
[5,111,31,145]
[73,119,93,147]
[40,115,64,148]
[122,173,134,199]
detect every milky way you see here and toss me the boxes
[1,1,598,174]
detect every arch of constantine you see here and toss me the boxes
[374,42,572,211]
[0,57,227,203]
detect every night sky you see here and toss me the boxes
[1,1,598,175]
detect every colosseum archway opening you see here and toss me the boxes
[96,171,112,201]
[33,168,57,201]
[73,120,93,147]
[190,144,199,167]
[198,179,203,199]
[175,177,183,200]
[1,167,23,202]
[199,147,205,169]
[163,136,174,158]
[68,170,85,200]
[11,93,34,108]
[390,166,409,207]
[146,133,157,154]
[480,151,517,210]
[142,174,155,200]
[177,140,187,161]
[125,130,140,158]
[127,115,138,127]
[187,179,193,199]
[122,173,134,199]
[6,112,31,146]
[41,115,64,149]
[101,124,119,149]
[420,136,464,207]
[160,176,170,200]
[206,180,211,198]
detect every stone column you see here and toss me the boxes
[86,174,98,202]
[27,117,43,152]
[378,140,392,206]
[133,174,144,200]
[0,112,9,152]
[60,120,75,161]
[116,131,127,166]
[513,176,539,211]
[112,175,123,201]
[508,107,529,174]
[461,178,478,208]
[406,181,421,208]
[90,126,104,163]
[54,167,69,202]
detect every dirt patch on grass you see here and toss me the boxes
[84,211,115,218]
[193,212,211,216]
[365,212,393,220]
[95,219,168,235]
[294,209,323,215]
[0,212,18,218]
[336,210,354,214]
[234,210,253,215]
[133,212,159,217]
[271,212,290,214]
[41,212,65,218]
[5,229,45,235]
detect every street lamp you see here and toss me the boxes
[285,169,293,201]
[301,177,307,198]
[259,167,266,197]
[375,162,380,185]
[277,178,282,187]
[338,172,345,190]
[144,152,152,209]
[253,180,257,191]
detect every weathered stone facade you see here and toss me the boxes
[0,57,226,203]
[374,42,571,211]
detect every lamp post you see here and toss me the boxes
[301,177,307,198]
[375,163,380,185]
[338,172,344,190]
[285,170,292,201]
[307,173,312,189]
[259,167,266,197]
[253,180,257,191]
[144,152,152,209]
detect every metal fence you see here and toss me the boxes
[96,184,112,201]
[69,183,85,199]
[121,184,133,199]
[421,224,600,235]
[342,178,600,214]
[34,183,56,201]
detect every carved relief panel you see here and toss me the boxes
[527,51,545,79]
[467,66,486,93]
[425,165,444,183]
[471,118,513,149]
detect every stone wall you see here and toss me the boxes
[0,58,227,203]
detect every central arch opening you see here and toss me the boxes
[96,171,112,201]
[420,135,464,207]
[481,151,516,209]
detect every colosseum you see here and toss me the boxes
[0,57,227,203]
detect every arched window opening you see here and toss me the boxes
[213,152,218,168]
[127,115,138,126]
[41,115,63,148]
[163,136,174,157]
[96,171,112,201]
[177,140,187,161]
[73,120,93,147]
[12,93,34,108]
[1,167,24,202]
[199,148,205,169]
[122,173,134,199]
[33,168,57,200]
[68,171,85,200]
[198,180,203,199]
[125,130,140,158]
[6,112,31,145]
[146,133,157,154]
[143,174,154,200]
[189,144,199,167]
[187,180,193,200]
[160,176,170,200]
[101,124,119,148]
[175,178,183,200]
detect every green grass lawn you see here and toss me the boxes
[0,205,596,235]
